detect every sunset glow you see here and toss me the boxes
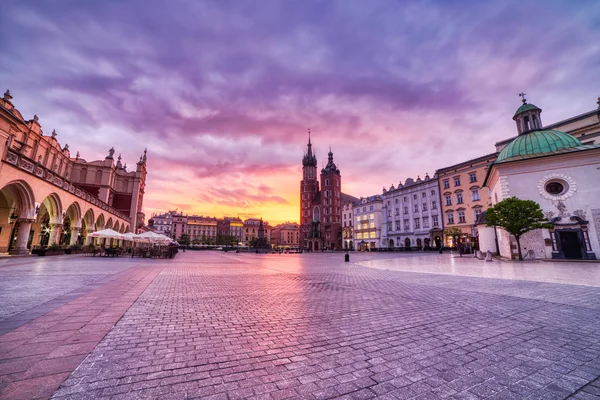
[1,1,598,225]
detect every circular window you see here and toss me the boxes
[545,180,567,196]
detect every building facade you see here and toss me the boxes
[270,222,300,247]
[187,215,218,244]
[342,201,355,250]
[353,195,383,251]
[381,174,443,249]
[0,90,145,254]
[481,97,600,260]
[300,136,348,251]
[243,218,271,247]
[436,154,496,248]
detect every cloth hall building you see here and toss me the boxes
[0,90,147,254]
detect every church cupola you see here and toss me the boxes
[302,130,317,167]
[513,92,543,135]
[321,147,340,175]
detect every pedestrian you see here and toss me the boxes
[459,243,465,257]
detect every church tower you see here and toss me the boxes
[320,148,342,249]
[513,92,543,135]
[300,132,319,249]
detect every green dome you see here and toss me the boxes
[497,130,583,162]
[513,102,541,118]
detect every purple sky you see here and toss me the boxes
[1,0,599,224]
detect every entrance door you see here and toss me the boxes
[559,231,582,259]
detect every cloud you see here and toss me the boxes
[1,0,598,224]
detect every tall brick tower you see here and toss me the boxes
[320,148,342,250]
[300,133,319,250]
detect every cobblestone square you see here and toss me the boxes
[1,252,599,399]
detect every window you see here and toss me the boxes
[387,201,390,206]
[413,194,417,200]
[414,218,420,229]
[445,195,452,206]
[369,222,375,228]
[369,232,376,239]
[356,216,360,223]
[414,204,419,212]
[458,211,466,223]
[363,207,366,212]
[545,181,566,195]
[387,222,392,231]
[403,197,407,202]
[432,200,437,210]
[422,217,429,228]
[431,190,435,195]
[357,233,363,239]
[432,215,439,227]
[404,219,410,231]
[395,198,399,204]
[472,190,480,201]
[469,172,477,183]
[369,213,374,219]
[422,202,427,211]
[456,193,464,204]
[422,192,426,198]
[369,205,374,211]
[474,208,482,220]
[443,179,450,189]
[395,220,401,231]
[395,208,400,216]
[454,177,461,186]
[403,206,408,214]
[447,213,454,224]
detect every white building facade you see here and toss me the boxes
[352,196,383,251]
[381,174,444,249]
[481,99,600,260]
[342,202,354,250]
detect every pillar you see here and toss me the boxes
[9,218,34,255]
[49,223,62,246]
[85,229,94,246]
[70,227,81,246]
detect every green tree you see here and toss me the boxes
[486,197,553,261]
[179,234,191,246]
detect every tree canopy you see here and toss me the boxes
[486,197,553,260]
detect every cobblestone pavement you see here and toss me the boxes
[0,252,599,399]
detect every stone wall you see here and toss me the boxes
[592,209,600,250]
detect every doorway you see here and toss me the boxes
[558,231,582,259]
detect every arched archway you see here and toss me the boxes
[64,202,83,246]
[105,217,114,230]
[314,241,319,251]
[33,193,63,247]
[389,239,394,249]
[405,238,411,248]
[0,180,36,254]
[113,220,121,233]
[416,238,422,249]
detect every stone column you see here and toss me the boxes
[70,227,81,246]
[9,218,34,255]
[48,223,62,246]
[85,229,95,246]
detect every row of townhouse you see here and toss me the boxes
[149,211,271,246]
[342,96,600,252]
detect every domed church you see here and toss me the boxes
[481,96,600,260]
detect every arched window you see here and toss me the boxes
[523,116,530,131]
[95,170,102,184]
[313,207,320,222]
[123,178,129,192]
[80,168,87,182]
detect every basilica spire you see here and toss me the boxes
[302,129,317,167]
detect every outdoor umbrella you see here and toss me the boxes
[137,231,172,244]
[89,229,124,239]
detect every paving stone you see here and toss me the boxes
[0,252,599,399]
